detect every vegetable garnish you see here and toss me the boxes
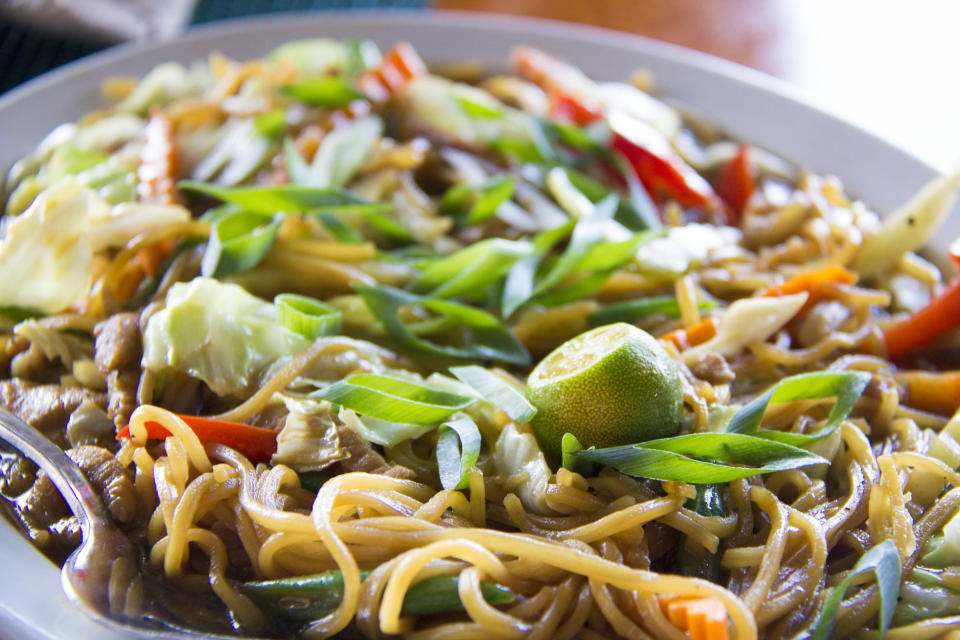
[281,76,367,107]
[896,370,960,414]
[117,414,278,464]
[354,41,427,102]
[809,539,901,640]
[449,365,537,423]
[439,175,517,227]
[275,293,342,340]
[200,210,282,278]
[562,432,827,483]
[312,373,475,425]
[590,295,717,326]
[881,276,960,359]
[726,371,871,445]
[661,317,719,351]
[177,181,393,216]
[436,414,482,490]
[410,238,533,300]
[713,143,755,222]
[658,594,729,640]
[761,264,858,313]
[239,570,513,622]
[355,284,531,365]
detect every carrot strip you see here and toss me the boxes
[661,317,719,351]
[762,265,857,313]
[658,595,729,640]
[136,110,179,205]
[136,237,176,277]
[355,42,426,102]
[896,370,960,414]
[118,414,279,464]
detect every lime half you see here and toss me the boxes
[526,322,683,461]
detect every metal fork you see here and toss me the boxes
[0,407,249,639]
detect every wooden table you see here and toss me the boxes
[434,0,960,174]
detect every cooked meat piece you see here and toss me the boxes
[105,370,140,428]
[93,312,142,373]
[67,445,137,524]
[0,380,107,447]
[689,352,736,385]
[0,451,37,497]
[9,344,59,383]
[247,403,289,431]
[335,426,415,480]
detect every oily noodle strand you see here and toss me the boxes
[121,406,758,640]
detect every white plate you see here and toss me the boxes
[0,10,956,640]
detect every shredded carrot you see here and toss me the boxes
[658,595,729,640]
[661,317,719,351]
[136,110,180,205]
[355,42,426,102]
[762,264,857,313]
[118,414,279,464]
[895,370,960,415]
[883,277,960,359]
[714,143,755,223]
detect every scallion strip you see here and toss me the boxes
[281,76,366,107]
[200,210,281,278]
[589,296,718,326]
[436,414,482,490]
[355,284,530,366]
[275,293,342,340]
[178,180,392,216]
[312,373,474,425]
[411,238,533,300]
[449,365,536,424]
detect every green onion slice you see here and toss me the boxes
[449,365,536,424]
[589,296,718,326]
[312,373,474,426]
[440,175,517,227]
[726,371,871,445]
[200,210,281,278]
[412,238,533,300]
[179,180,392,216]
[809,539,901,640]
[562,432,827,483]
[355,285,530,366]
[275,293,342,340]
[436,414,482,490]
[281,76,366,107]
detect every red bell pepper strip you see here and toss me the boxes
[118,414,279,464]
[354,42,426,102]
[549,90,604,126]
[882,276,960,359]
[714,143,756,223]
[609,111,725,216]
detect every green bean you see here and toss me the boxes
[239,570,514,622]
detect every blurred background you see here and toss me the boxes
[1,0,957,172]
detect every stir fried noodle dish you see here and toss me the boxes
[3,39,960,640]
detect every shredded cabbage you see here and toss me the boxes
[492,422,552,515]
[142,278,310,396]
[633,223,741,278]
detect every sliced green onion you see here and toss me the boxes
[564,165,660,231]
[316,212,364,243]
[810,539,901,640]
[201,211,281,278]
[275,293,342,340]
[281,76,366,107]
[562,432,827,483]
[726,371,871,445]
[312,373,474,425]
[455,95,507,120]
[436,414,482,490]
[253,108,287,137]
[344,38,381,77]
[339,411,435,447]
[440,175,517,227]
[412,238,533,300]
[589,296,718,326]
[178,180,393,216]
[297,116,383,189]
[500,220,575,318]
[355,285,530,366]
[449,365,536,423]
[282,137,312,186]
